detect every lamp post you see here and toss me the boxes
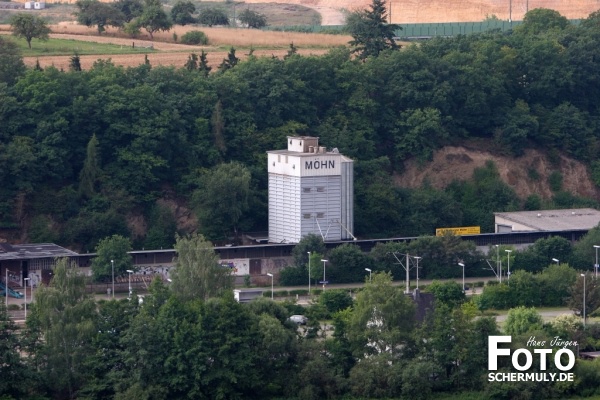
[496,245,501,283]
[581,273,586,328]
[594,245,600,279]
[5,268,8,308]
[126,270,134,298]
[307,251,311,296]
[24,277,29,320]
[111,259,115,299]
[267,273,274,300]
[458,263,465,292]
[552,258,560,266]
[321,259,328,290]
[414,256,422,289]
[505,250,512,284]
[365,268,372,282]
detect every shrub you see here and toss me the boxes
[180,30,209,45]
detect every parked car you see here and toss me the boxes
[289,315,308,325]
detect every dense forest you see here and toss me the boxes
[2,8,600,251]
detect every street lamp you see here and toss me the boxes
[496,245,501,284]
[594,245,600,279]
[5,268,8,308]
[505,250,512,284]
[111,259,115,299]
[126,270,134,298]
[458,263,465,292]
[552,258,560,265]
[321,259,328,290]
[365,268,372,282]
[24,277,30,320]
[267,273,274,300]
[307,251,311,296]
[414,256,422,289]
[581,273,586,328]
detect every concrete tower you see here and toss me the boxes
[267,136,354,243]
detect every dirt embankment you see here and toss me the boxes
[395,146,600,200]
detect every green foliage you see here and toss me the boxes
[347,0,399,60]
[10,13,50,49]
[143,203,177,250]
[191,162,251,240]
[0,36,26,85]
[292,233,326,267]
[90,234,134,283]
[318,289,353,315]
[170,0,196,25]
[278,264,307,286]
[78,134,101,199]
[136,0,172,39]
[425,280,466,308]
[238,9,267,29]
[112,0,144,22]
[328,243,375,284]
[516,8,569,35]
[503,306,543,335]
[198,7,229,27]
[75,0,125,35]
[170,233,233,301]
[548,170,563,192]
[27,258,97,399]
[180,30,208,45]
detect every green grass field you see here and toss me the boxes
[5,36,155,57]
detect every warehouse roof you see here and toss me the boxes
[0,242,78,261]
[494,208,600,232]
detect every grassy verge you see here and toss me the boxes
[5,36,157,57]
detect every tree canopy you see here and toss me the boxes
[10,14,50,49]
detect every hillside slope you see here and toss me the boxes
[395,146,600,201]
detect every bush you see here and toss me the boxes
[180,30,209,45]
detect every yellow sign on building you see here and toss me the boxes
[435,226,481,236]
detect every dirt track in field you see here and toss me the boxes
[0,25,349,70]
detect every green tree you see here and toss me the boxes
[198,7,229,27]
[75,0,125,34]
[170,233,233,302]
[504,306,543,336]
[218,46,239,72]
[112,0,144,22]
[568,272,600,319]
[28,258,97,399]
[90,234,134,283]
[425,280,466,308]
[10,13,50,49]
[0,36,26,85]
[348,272,415,358]
[170,0,196,25]
[319,289,353,315]
[192,162,251,240]
[328,243,375,283]
[292,233,326,267]
[238,9,267,29]
[78,134,101,199]
[143,203,177,250]
[0,303,30,398]
[346,0,399,60]
[516,8,569,35]
[137,0,172,39]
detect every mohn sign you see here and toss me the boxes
[488,335,576,382]
[305,160,335,170]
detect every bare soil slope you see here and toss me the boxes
[395,146,600,200]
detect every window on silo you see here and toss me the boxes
[317,213,325,218]
[303,213,311,219]
[316,187,325,192]
[303,187,311,193]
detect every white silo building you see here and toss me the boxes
[267,136,354,243]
